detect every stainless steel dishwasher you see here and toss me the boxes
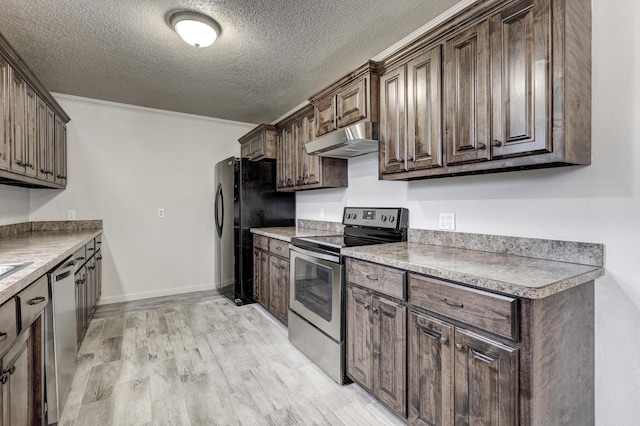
[44,256,77,424]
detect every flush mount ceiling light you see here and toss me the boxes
[169,11,221,48]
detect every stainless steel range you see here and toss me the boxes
[288,207,409,384]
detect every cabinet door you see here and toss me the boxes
[277,125,295,189]
[0,56,8,170]
[453,328,518,425]
[96,249,103,303]
[75,267,86,348]
[36,96,49,180]
[337,77,368,128]
[379,65,407,174]
[277,258,290,325]
[268,256,280,315]
[54,115,67,185]
[45,107,56,181]
[346,286,373,392]
[407,46,443,171]
[490,0,551,158]
[444,21,491,165]
[253,249,263,303]
[259,251,270,309]
[295,114,320,187]
[1,328,32,426]
[24,84,37,177]
[314,95,337,137]
[9,67,27,174]
[372,296,407,417]
[409,311,455,426]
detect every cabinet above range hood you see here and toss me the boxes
[304,122,378,159]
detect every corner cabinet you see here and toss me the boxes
[0,32,70,188]
[379,0,591,180]
[253,234,289,325]
[275,105,347,192]
[74,234,102,348]
[345,257,595,425]
[239,124,277,161]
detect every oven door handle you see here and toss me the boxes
[289,245,341,264]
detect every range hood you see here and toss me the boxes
[304,122,378,159]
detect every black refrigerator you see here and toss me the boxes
[214,157,295,305]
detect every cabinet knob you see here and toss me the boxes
[439,337,448,345]
[492,139,503,147]
[363,303,370,310]
[477,143,486,150]
[455,343,463,352]
[372,307,378,313]
[1,374,7,385]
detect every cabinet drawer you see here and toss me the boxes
[0,298,18,355]
[73,245,86,266]
[85,239,96,257]
[269,238,289,259]
[254,235,269,251]
[17,274,49,331]
[347,259,406,300]
[409,274,518,340]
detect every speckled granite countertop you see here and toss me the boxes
[251,219,345,242]
[249,222,606,299]
[251,226,341,241]
[342,242,604,299]
[0,223,102,305]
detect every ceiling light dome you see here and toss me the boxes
[169,11,221,48]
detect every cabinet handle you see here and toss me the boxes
[275,246,282,251]
[439,337,448,345]
[40,168,47,173]
[87,248,95,251]
[421,328,439,340]
[492,139,503,147]
[8,365,15,375]
[28,296,46,305]
[77,256,85,261]
[443,298,464,308]
[27,162,33,168]
[371,307,378,313]
[1,374,7,385]
[455,343,464,352]
[15,160,25,166]
[0,332,7,342]
[477,143,486,150]
[363,303,370,310]
[471,349,495,364]
[365,274,379,281]
[97,256,103,261]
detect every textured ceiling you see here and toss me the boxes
[0,0,462,124]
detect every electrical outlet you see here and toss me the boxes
[439,213,456,230]
[67,210,76,220]
[157,208,165,218]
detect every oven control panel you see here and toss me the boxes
[342,207,409,230]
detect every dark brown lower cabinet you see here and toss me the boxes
[268,255,289,325]
[409,311,518,425]
[346,284,407,418]
[1,328,34,426]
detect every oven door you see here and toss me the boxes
[289,245,343,342]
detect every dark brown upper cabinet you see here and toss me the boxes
[238,124,277,161]
[309,61,379,139]
[0,32,70,188]
[378,0,591,180]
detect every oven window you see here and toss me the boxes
[293,257,333,322]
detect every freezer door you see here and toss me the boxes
[214,157,236,300]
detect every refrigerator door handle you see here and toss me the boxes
[214,183,224,238]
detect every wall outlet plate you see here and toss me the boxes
[157,208,165,218]
[439,213,455,230]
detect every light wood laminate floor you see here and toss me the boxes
[58,291,403,425]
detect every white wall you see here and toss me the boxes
[0,184,30,225]
[29,95,254,303]
[298,0,640,422]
